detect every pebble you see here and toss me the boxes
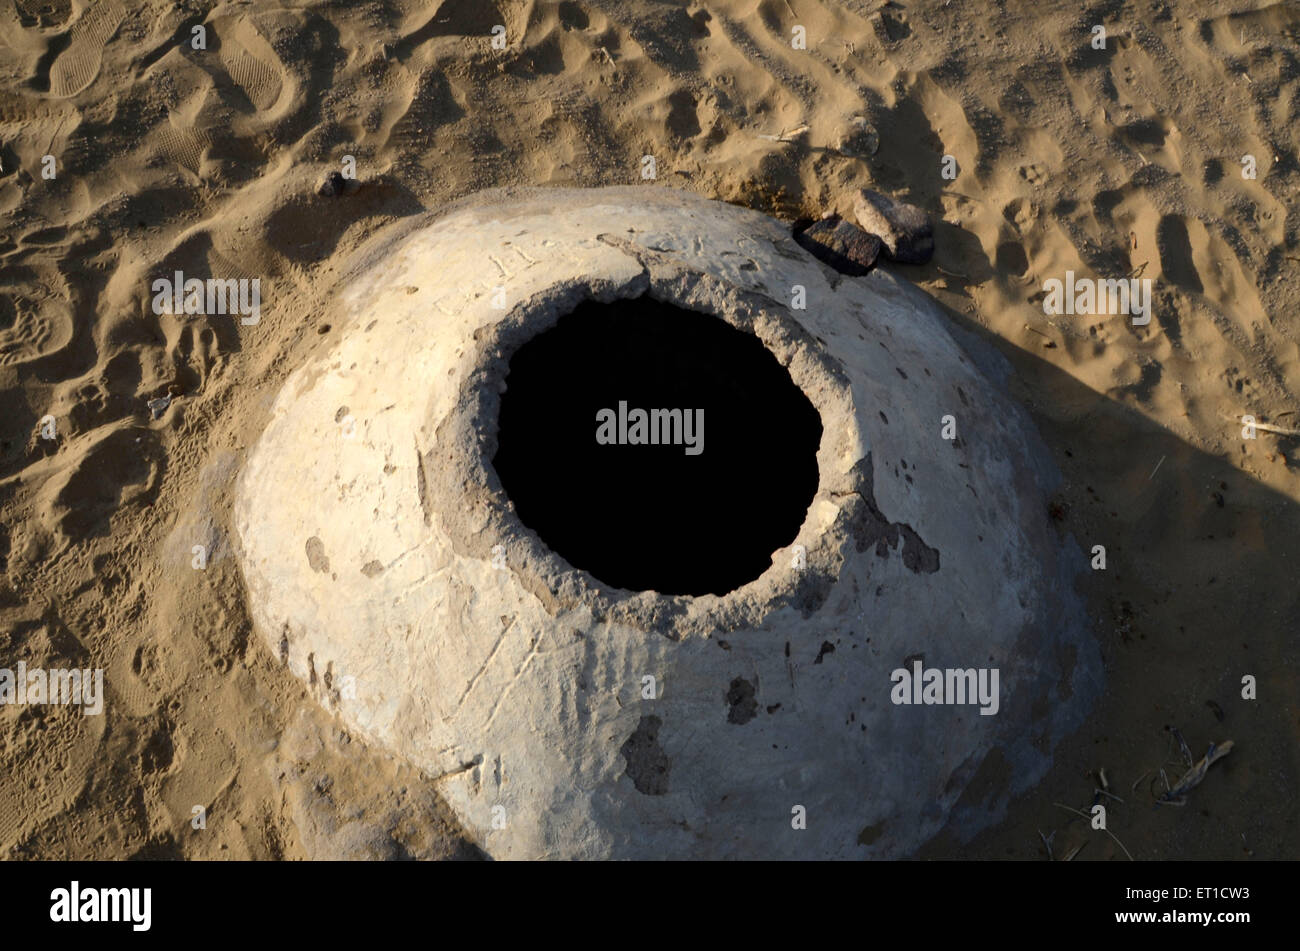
[835,116,879,157]
[147,394,172,419]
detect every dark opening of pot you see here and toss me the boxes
[492,295,822,596]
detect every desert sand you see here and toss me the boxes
[1,0,1297,859]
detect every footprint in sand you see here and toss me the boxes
[1156,212,1266,327]
[155,118,212,177]
[47,0,125,98]
[1018,163,1048,186]
[15,0,72,29]
[38,421,163,544]
[0,263,74,368]
[0,618,107,853]
[217,18,286,114]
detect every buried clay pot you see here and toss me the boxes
[233,185,1101,859]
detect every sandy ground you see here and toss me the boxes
[1,0,1298,860]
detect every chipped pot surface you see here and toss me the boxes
[233,185,1101,859]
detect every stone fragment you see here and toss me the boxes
[793,214,882,275]
[853,188,934,264]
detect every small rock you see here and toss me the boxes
[835,116,879,157]
[147,394,172,419]
[853,189,934,264]
[793,215,881,276]
[318,171,347,197]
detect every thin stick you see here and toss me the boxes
[1225,414,1300,437]
[1052,802,1136,861]
[756,124,809,143]
[1167,725,1194,768]
[940,190,986,205]
[1161,741,1234,804]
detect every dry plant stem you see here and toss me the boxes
[1052,802,1136,861]
[1225,415,1300,437]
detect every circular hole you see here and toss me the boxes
[492,295,822,596]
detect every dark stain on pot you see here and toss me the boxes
[726,677,758,724]
[621,715,671,795]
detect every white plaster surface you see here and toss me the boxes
[234,186,1102,859]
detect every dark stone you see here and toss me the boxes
[792,214,882,275]
[318,171,348,197]
[853,189,934,264]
